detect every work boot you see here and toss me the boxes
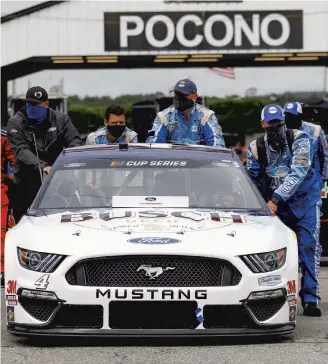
[303,302,321,317]
[0,272,4,288]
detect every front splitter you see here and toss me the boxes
[8,324,295,338]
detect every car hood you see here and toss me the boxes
[8,208,291,256]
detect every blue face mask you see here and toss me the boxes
[26,105,48,124]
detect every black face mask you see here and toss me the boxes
[265,124,287,151]
[173,93,195,112]
[107,125,125,139]
[285,113,302,129]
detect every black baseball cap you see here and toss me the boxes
[24,86,48,104]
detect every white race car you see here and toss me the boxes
[5,144,298,337]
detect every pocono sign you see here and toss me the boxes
[104,11,303,51]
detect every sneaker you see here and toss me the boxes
[303,302,321,317]
[0,272,4,288]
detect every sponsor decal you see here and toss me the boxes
[128,237,181,245]
[258,275,282,286]
[111,161,126,167]
[294,159,308,165]
[96,288,208,300]
[211,162,231,167]
[288,299,297,306]
[280,176,298,195]
[6,295,18,305]
[7,280,17,295]
[63,163,86,168]
[34,274,50,290]
[286,294,296,301]
[268,106,277,114]
[104,11,302,51]
[145,197,156,202]
[7,306,15,322]
[61,210,247,225]
[289,305,297,321]
[137,265,175,279]
[195,307,204,324]
[191,125,199,133]
[110,160,187,167]
[321,181,328,199]
[287,280,296,295]
[298,147,309,154]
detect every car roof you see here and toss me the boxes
[56,143,239,163]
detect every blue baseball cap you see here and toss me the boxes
[171,79,197,95]
[261,104,284,123]
[284,102,302,115]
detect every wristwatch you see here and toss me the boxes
[271,197,280,205]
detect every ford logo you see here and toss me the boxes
[128,237,181,245]
[145,197,156,202]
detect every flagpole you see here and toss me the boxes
[324,66,327,98]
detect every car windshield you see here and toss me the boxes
[36,158,264,211]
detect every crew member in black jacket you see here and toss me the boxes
[7,86,82,220]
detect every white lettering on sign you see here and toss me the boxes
[204,15,234,47]
[260,13,290,46]
[120,16,144,47]
[176,15,203,47]
[145,15,175,48]
[117,13,292,49]
[235,14,260,46]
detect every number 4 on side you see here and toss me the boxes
[34,274,50,290]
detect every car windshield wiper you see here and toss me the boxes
[26,209,48,217]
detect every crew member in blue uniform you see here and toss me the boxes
[86,105,138,145]
[246,104,322,317]
[147,79,225,147]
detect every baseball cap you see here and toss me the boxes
[171,79,197,95]
[283,101,302,115]
[24,86,48,104]
[261,104,284,123]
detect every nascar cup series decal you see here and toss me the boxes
[60,209,248,232]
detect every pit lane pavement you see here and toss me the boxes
[1,268,328,364]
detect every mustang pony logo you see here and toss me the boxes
[137,265,175,279]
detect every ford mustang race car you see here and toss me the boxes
[5,144,298,337]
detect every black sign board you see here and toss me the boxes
[104,11,303,51]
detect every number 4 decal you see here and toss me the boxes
[34,274,50,290]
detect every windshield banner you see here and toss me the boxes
[112,196,189,208]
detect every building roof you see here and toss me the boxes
[1,1,65,24]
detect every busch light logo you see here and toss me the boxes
[128,237,181,245]
[145,197,156,202]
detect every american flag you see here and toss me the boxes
[208,67,236,80]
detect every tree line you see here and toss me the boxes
[68,91,326,136]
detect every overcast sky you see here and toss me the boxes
[1,1,327,98]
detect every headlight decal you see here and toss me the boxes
[17,248,66,273]
[241,248,286,273]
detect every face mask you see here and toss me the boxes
[107,125,125,139]
[265,124,287,150]
[26,105,48,124]
[173,93,195,112]
[285,113,302,129]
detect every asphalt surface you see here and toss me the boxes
[1,268,328,364]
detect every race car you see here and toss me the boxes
[5,143,298,337]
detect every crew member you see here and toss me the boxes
[284,101,328,187]
[146,79,225,147]
[7,86,82,221]
[1,127,15,286]
[86,105,138,144]
[246,104,322,317]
